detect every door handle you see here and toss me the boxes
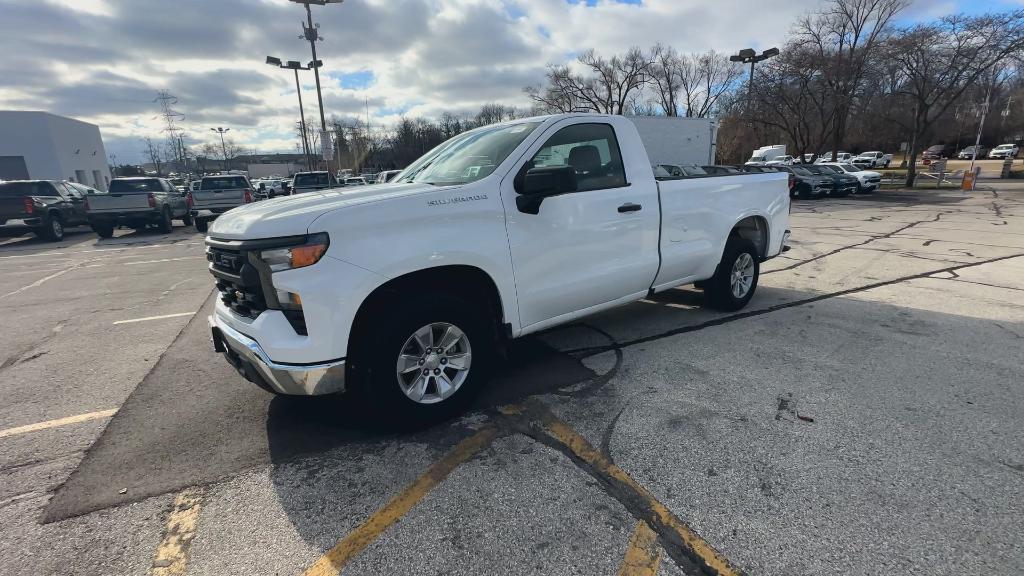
[618,203,642,213]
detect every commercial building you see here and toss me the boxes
[0,111,112,190]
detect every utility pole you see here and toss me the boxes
[730,47,780,121]
[969,85,992,178]
[266,56,315,171]
[290,0,343,171]
[109,153,117,177]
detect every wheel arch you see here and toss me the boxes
[730,215,770,260]
[348,265,507,360]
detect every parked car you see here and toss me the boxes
[815,165,860,196]
[956,145,988,160]
[815,152,853,163]
[291,171,338,194]
[820,163,882,193]
[988,143,1019,159]
[922,144,954,160]
[205,113,791,422]
[764,155,795,166]
[189,174,254,233]
[777,166,833,199]
[254,179,284,200]
[343,177,369,186]
[852,151,892,168]
[0,180,90,241]
[741,165,781,173]
[701,165,742,175]
[86,177,190,238]
[375,170,403,184]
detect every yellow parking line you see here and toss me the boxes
[540,415,742,576]
[619,520,662,576]
[151,487,205,576]
[302,426,499,576]
[0,409,117,439]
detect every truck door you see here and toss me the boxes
[502,120,661,329]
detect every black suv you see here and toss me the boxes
[0,180,91,241]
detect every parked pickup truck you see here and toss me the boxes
[86,177,191,238]
[0,180,90,241]
[205,114,791,422]
[852,151,892,168]
[189,174,254,233]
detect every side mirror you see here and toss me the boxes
[514,165,577,215]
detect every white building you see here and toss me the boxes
[0,111,112,191]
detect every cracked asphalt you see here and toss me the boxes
[1,184,1022,575]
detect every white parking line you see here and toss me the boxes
[0,409,117,440]
[124,256,204,266]
[112,312,195,325]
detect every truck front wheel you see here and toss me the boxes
[354,293,493,426]
[91,221,114,238]
[704,238,760,312]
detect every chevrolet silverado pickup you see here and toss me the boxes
[206,114,791,422]
[189,174,254,232]
[0,180,90,241]
[86,177,191,237]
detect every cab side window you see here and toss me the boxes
[529,123,627,192]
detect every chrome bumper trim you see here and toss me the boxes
[208,315,345,395]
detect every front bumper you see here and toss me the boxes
[209,314,346,395]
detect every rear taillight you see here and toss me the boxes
[147,193,156,208]
[244,190,253,203]
[84,196,90,211]
[186,192,194,208]
[23,197,33,214]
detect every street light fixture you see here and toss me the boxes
[730,47,780,117]
[210,127,230,169]
[267,55,315,170]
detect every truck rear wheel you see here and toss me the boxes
[157,207,173,233]
[38,213,64,242]
[353,293,493,426]
[91,222,114,238]
[704,238,760,312]
[195,218,208,233]
[181,213,194,226]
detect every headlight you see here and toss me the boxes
[259,233,329,272]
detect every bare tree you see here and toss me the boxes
[889,11,1024,185]
[795,0,909,159]
[526,47,655,115]
[648,44,684,116]
[474,103,520,126]
[678,51,744,117]
[141,137,163,175]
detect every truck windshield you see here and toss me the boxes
[110,179,161,192]
[397,122,541,186]
[201,176,248,190]
[0,182,55,197]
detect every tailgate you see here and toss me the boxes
[193,188,245,209]
[0,197,30,222]
[88,193,153,214]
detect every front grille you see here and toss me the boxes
[207,246,267,319]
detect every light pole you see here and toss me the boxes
[267,56,314,171]
[730,47,780,119]
[210,127,229,170]
[290,0,343,171]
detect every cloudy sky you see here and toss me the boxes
[0,0,1009,163]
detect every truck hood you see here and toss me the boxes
[207,182,455,239]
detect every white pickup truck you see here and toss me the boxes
[206,114,790,422]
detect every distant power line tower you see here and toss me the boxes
[155,90,187,171]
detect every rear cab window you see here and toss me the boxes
[110,179,162,193]
[0,182,58,197]
[294,173,332,187]
[201,176,249,190]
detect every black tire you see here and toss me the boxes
[182,213,194,226]
[157,207,173,234]
[195,218,208,233]
[38,213,64,242]
[91,222,114,238]
[351,293,494,427]
[704,238,760,312]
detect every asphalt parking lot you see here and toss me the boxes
[1,185,1023,576]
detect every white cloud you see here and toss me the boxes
[0,0,971,162]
